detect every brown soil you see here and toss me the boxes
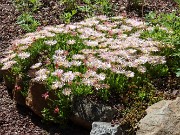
[0,0,179,134]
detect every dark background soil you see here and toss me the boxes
[0,0,179,134]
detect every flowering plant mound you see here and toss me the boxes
[0,15,170,124]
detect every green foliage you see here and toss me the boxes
[42,108,54,121]
[17,13,40,32]
[92,0,112,15]
[174,0,180,6]
[72,83,93,96]
[60,0,77,11]
[13,0,41,31]
[59,0,112,23]
[61,10,77,24]
[13,0,112,24]
[147,64,169,78]
[128,0,144,5]
[176,68,180,77]
[19,74,30,97]
[141,12,180,76]
[118,80,163,133]
[13,0,42,12]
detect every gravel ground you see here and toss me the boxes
[0,0,179,134]
[0,81,90,134]
[0,0,89,134]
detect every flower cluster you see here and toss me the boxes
[0,15,169,97]
[44,40,57,46]
[33,68,50,82]
[0,15,172,123]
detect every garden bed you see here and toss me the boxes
[0,0,178,134]
[1,14,179,134]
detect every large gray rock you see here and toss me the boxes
[137,97,180,135]
[90,122,123,135]
[71,97,117,129]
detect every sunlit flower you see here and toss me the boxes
[33,68,49,82]
[94,83,110,90]
[120,25,132,31]
[34,35,45,39]
[110,29,121,34]
[62,88,71,96]
[51,69,64,78]
[83,70,97,78]
[104,21,116,28]
[18,45,29,51]
[80,49,97,54]
[100,62,111,70]
[125,71,135,78]
[40,30,55,37]
[56,24,65,28]
[74,72,82,77]
[136,56,149,64]
[66,24,77,30]
[30,62,42,69]
[84,40,98,47]
[127,49,137,54]
[98,43,108,48]
[61,71,75,82]
[67,39,76,45]
[111,15,124,20]
[35,68,50,76]
[44,40,57,46]
[97,15,108,21]
[43,26,64,33]
[79,34,89,39]
[118,34,127,38]
[52,81,64,90]
[159,27,169,32]
[148,47,159,52]
[70,60,82,66]
[125,18,144,27]
[72,54,85,60]
[148,56,166,65]
[96,37,107,43]
[3,50,13,55]
[111,66,125,74]
[61,61,72,68]
[1,60,17,70]
[0,57,10,63]
[109,44,120,50]
[83,18,99,26]
[82,78,97,86]
[96,24,110,31]
[137,66,146,73]
[18,52,30,59]
[96,73,106,81]
[14,37,34,45]
[33,75,48,82]
[54,49,65,56]
[159,56,166,64]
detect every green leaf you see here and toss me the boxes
[176,69,180,77]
